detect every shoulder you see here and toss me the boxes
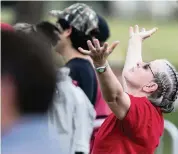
[66,58,96,81]
[126,94,163,118]
[120,94,164,133]
[66,58,94,71]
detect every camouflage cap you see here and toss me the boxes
[49,3,99,35]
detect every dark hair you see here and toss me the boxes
[36,21,61,46]
[96,14,110,43]
[57,16,110,50]
[14,21,61,47]
[57,19,99,51]
[1,30,57,114]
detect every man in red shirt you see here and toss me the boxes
[79,25,178,154]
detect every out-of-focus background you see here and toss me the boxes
[1,1,178,153]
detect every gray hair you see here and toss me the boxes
[13,23,36,33]
[148,60,178,113]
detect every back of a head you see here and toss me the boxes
[1,30,56,114]
[57,14,110,51]
[36,21,61,46]
[13,22,60,47]
[13,22,51,48]
[13,23,35,33]
[13,22,64,68]
[50,3,99,35]
[50,3,99,51]
[58,18,98,51]
[51,4,110,51]
[96,14,110,43]
[148,59,178,113]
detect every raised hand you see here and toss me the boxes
[129,25,158,41]
[78,39,119,67]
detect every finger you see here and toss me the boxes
[78,47,91,55]
[103,42,109,52]
[108,41,120,54]
[129,26,134,37]
[147,27,158,36]
[134,25,139,33]
[93,39,100,51]
[87,40,95,51]
[143,27,158,39]
[141,28,146,32]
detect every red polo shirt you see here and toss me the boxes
[92,95,164,154]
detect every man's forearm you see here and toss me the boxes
[123,38,142,72]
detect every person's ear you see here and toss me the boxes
[143,82,158,93]
[63,27,72,37]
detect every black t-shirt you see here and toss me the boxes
[66,58,97,106]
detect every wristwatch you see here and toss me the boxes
[95,63,108,73]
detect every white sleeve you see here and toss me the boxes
[73,87,96,153]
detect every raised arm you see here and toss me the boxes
[123,26,143,73]
[122,25,158,91]
[123,25,158,72]
[78,25,158,120]
[78,39,130,120]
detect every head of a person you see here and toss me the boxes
[1,30,56,133]
[13,21,61,47]
[124,59,178,113]
[49,3,100,55]
[13,22,65,67]
[95,14,110,45]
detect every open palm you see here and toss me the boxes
[78,39,120,67]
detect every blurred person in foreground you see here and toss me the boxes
[13,21,96,154]
[78,25,178,154]
[13,21,64,67]
[1,26,64,154]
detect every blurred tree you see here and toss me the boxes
[64,1,111,16]
[15,1,45,24]
[174,2,178,20]
[1,1,18,7]
[100,1,111,15]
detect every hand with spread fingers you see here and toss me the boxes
[78,39,120,67]
[129,25,158,41]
